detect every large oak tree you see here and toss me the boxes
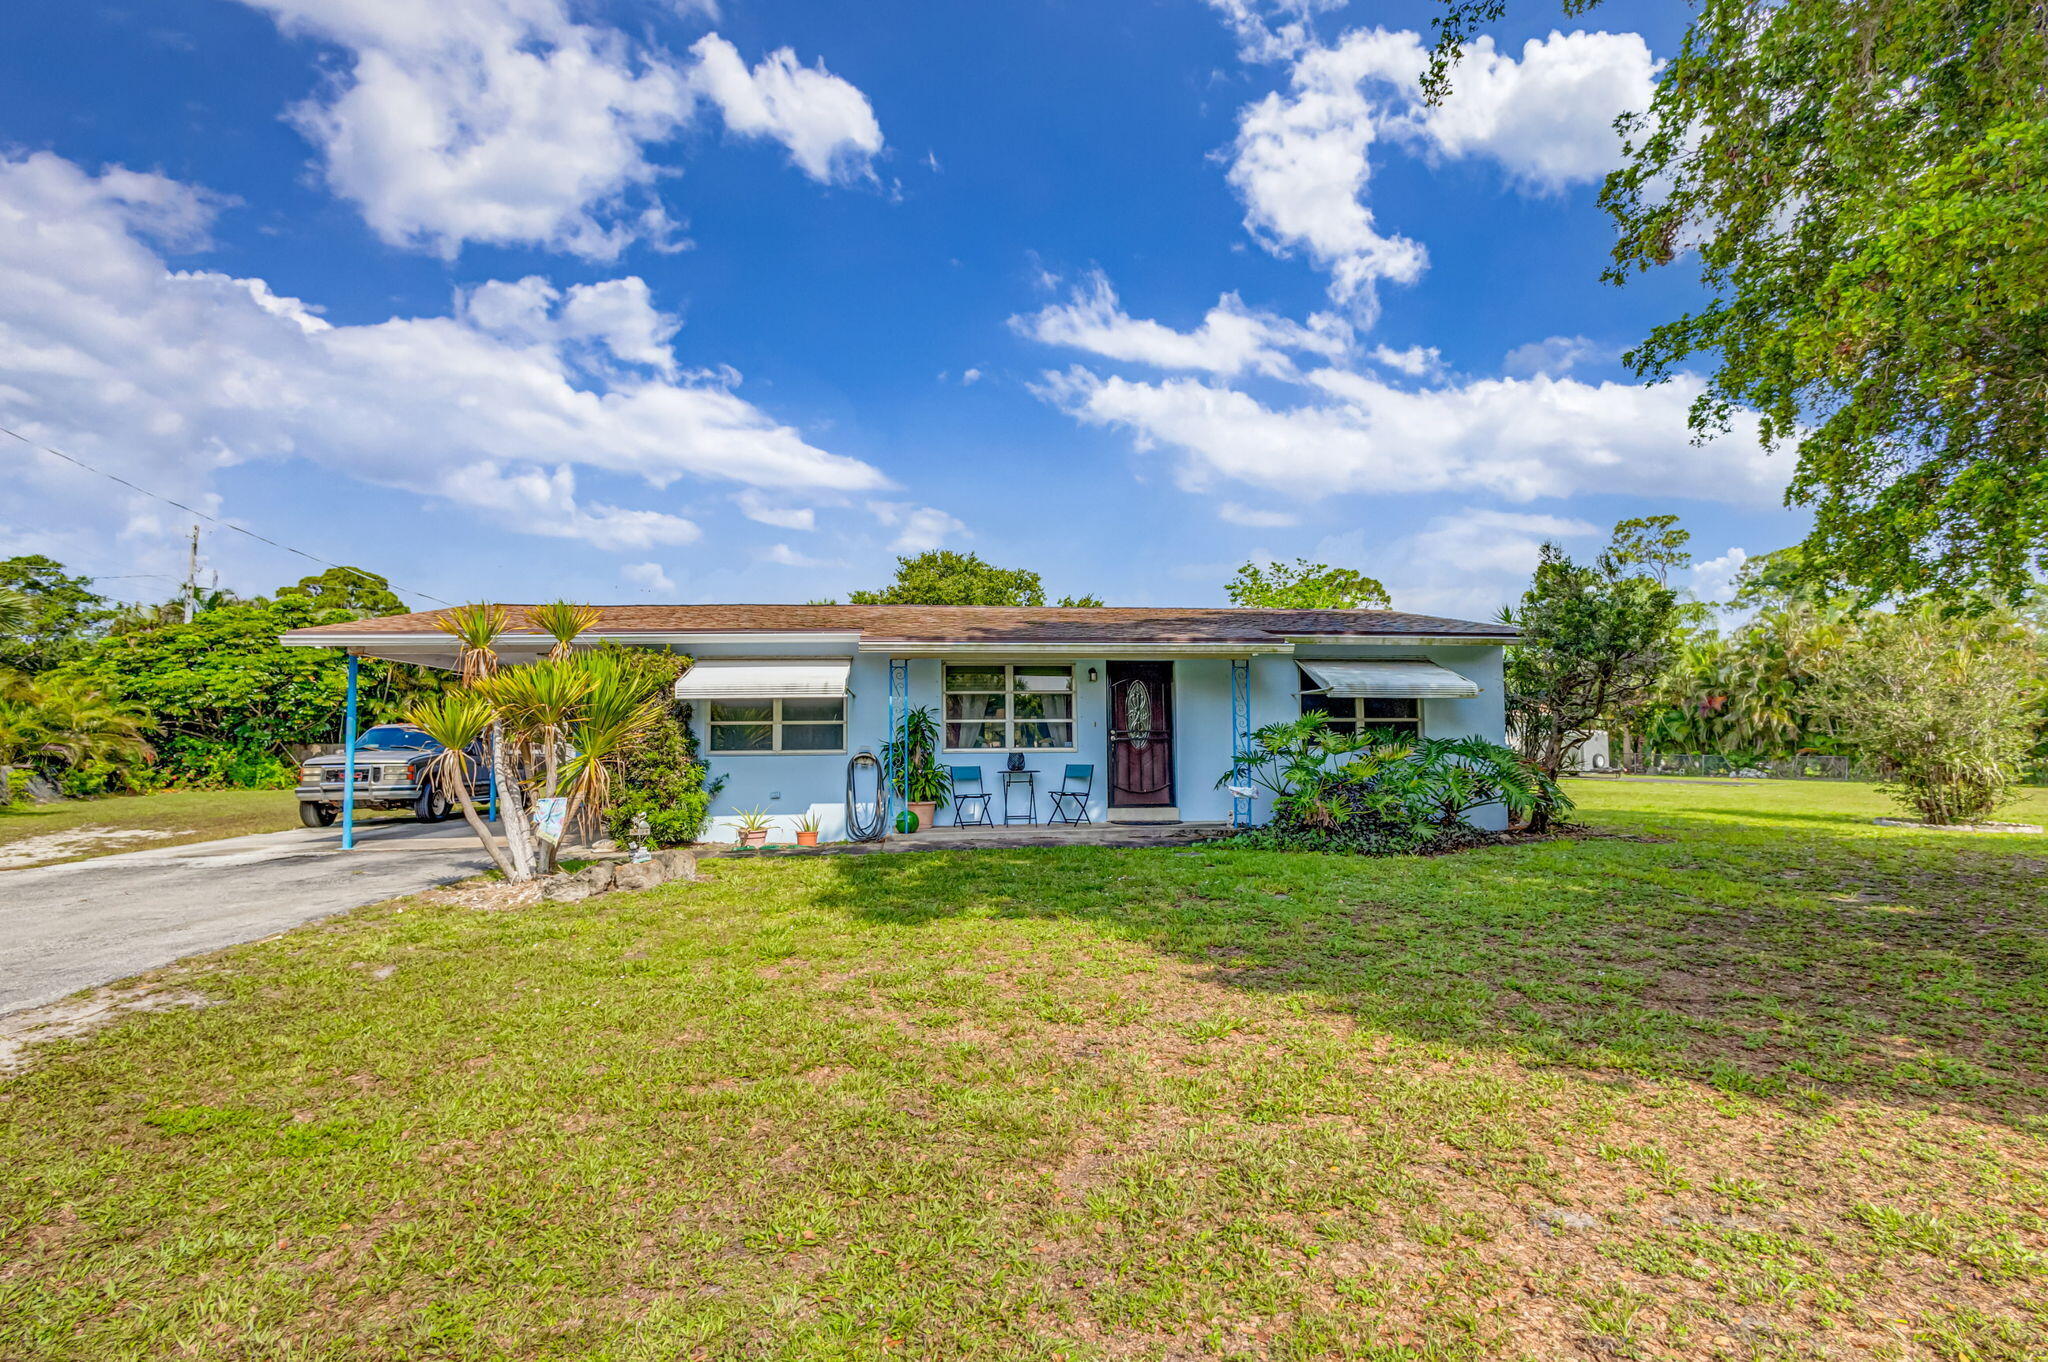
[1432,0,2048,602]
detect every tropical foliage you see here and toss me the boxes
[56,593,427,792]
[420,608,691,881]
[1430,0,2048,603]
[1224,558,1391,611]
[884,705,952,808]
[608,676,725,853]
[0,673,153,805]
[0,555,116,673]
[1222,712,1561,855]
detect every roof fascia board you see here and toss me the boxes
[1284,633,1518,646]
[857,640,1294,657]
[281,630,864,649]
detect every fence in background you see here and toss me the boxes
[1635,752,1874,781]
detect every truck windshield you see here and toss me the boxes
[354,726,438,751]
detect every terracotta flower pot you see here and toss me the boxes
[795,830,819,847]
[908,801,937,831]
[737,828,768,847]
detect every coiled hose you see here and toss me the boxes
[844,749,888,842]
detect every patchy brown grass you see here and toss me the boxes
[2,778,2046,1359]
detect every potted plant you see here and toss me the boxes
[885,706,951,832]
[732,806,773,847]
[794,810,821,847]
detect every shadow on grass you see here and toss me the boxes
[805,807,2048,1128]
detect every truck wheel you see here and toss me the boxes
[414,788,451,823]
[300,802,337,828]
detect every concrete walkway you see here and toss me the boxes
[0,819,494,1016]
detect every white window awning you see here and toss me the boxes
[674,657,851,700]
[1299,659,1480,699]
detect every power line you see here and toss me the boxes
[2,423,452,607]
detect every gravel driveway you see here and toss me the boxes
[0,821,494,1015]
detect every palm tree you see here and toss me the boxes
[406,692,514,879]
[0,674,153,802]
[0,588,31,639]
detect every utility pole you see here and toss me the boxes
[182,524,200,623]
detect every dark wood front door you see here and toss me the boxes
[1108,662,1174,806]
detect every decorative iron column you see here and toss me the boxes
[1230,657,1252,827]
[341,652,359,850]
[887,657,911,826]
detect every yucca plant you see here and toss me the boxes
[438,602,509,683]
[557,652,668,846]
[434,602,539,880]
[529,601,603,661]
[406,692,514,880]
[478,657,594,801]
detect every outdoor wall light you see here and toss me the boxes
[1086,666,1098,683]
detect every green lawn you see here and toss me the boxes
[0,789,408,870]
[3,780,2046,1360]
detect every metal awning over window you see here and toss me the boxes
[674,657,851,700]
[1299,659,1479,699]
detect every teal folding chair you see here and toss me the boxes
[1048,764,1093,825]
[950,766,994,826]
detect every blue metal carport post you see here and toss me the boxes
[341,652,359,850]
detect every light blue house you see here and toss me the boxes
[284,604,1517,843]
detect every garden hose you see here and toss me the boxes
[844,749,888,842]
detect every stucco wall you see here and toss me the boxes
[690,641,1510,841]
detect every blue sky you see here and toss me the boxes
[0,0,1801,620]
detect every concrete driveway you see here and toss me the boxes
[0,819,495,1015]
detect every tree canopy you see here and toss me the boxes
[276,567,407,619]
[1430,0,2048,603]
[1504,519,1689,796]
[0,554,114,672]
[1225,559,1392,610]
[846,550,1101,607]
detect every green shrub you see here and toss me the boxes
[1811,610,2040,824]
[604,660,726,849]
[1220,715,1557,856]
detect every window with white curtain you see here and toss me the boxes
[943,664,1075,750]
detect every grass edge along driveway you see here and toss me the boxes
[2,779,2045,1360]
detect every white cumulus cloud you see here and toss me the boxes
[1502,333,1611,377]
[870,501,967,553]
[1224,26,1656,310]
[623,561,678,593]
[687,33,883,184]
[734,489,818,531]
[236,0,883,257]
[1013,270,1350,379]
[0,153,888,558]
[1035,362,1784,506]
[1689,546,1749,604]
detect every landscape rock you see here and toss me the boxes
[652,847,699,881]
[609,860,666,893]
[543,863,617,903]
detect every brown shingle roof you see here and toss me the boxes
[283,604,1515,644]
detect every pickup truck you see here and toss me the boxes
[295,723,490,827]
